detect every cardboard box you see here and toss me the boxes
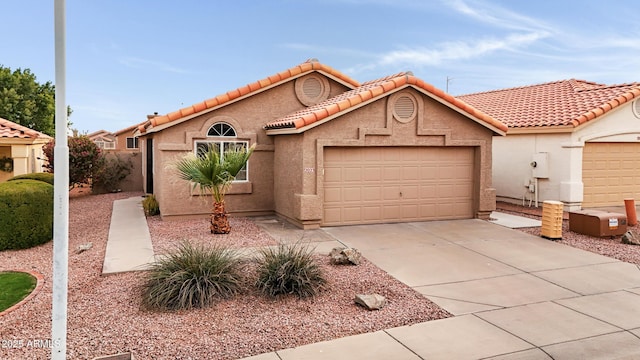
[569,210,627,237]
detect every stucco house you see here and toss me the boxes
[459,80,640,210]
[87,129,116,150]
[0,117,52,183]
[135,59,506,228]
[88,122,143,152]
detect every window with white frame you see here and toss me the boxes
[95,140,115,149]
[126,137,139,149]
[194,122,248,181]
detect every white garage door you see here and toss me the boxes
[323,146,475,226]
[583,142,640,207]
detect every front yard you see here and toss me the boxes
[0,192,449,360]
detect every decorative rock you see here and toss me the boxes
[355,294,387,310]
[76,242,93,254]
[329,247,362,265]
[622,231,640,245]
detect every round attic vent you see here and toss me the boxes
[295,74,330,106]
[634,99,640,119]
[393,95,417,123]
[303,77,322,99]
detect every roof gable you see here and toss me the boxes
[138,59,360,134]
[458,80,640,131]
[0,117,52,140]
[264,73,507,135]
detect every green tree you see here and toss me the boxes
[0,65,55,136]
[175,144,255,234]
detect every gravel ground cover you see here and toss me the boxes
[497,202,640,265]
[0,192,450,360]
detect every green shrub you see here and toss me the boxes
[0,180,53,251]
[9,172,54,185]
[141,242,243,311]
[142,194,160,216]
[255,243,326,298]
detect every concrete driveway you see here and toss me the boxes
[251,218,640,359]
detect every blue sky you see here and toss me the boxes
[2,0,640,133]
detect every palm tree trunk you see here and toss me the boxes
[210,200,231,234]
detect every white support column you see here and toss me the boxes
[52,0,69,358]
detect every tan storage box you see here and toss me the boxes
[569,210,627,237]
[541,200,563,240]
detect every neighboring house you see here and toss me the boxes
[0,117,52,183]
[88,124,144,192]
[135,59,506,228]
[459,80,640,210]
[87,129,116,150]
[88,124,142,152]
[113,123,143,152]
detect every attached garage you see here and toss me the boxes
[582,142,640,207]
[323,146,475,225]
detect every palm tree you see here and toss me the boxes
[175,144,255,234]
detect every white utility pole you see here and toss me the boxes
[52,0,69,358]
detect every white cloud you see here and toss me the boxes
[378,32,548,67]
[445,0,553,33]
[118,57,188,74]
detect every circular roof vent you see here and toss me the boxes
[633,99,640,119]
[303,77,322,99]
[295,75,330,106]
[393,95,417,123]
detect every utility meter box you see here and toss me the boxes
[531,153,549,178]
[569,210,627,237]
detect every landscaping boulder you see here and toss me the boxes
[329,247,362,265]
[76,242,93,254]
[622,231,640,246]
[355,294,387,310]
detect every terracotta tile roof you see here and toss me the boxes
[138,59,360,134]
[458,80,640,129]
[0,117,52,140]
[264,73,507,133]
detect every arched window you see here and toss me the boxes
[207,122,236,137]
[194,123,249,181]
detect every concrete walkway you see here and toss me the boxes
[102,196,154,274]
[247,220,640,360]
[103,200,640,359]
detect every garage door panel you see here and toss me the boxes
[363,167,381,181]
[361,186,382,201]
[324,188,342,203]
[324,167,342,182]
[402,166,419,180]
[583,143,640,207]
[343,188,361,202]
[402,186,419,200]
[323,146,475,226]
[383,167,401,180]
[383,186,401,200]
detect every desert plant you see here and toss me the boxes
[8,172,54,185]
[142,194,160,216]
[0,179,53,250]
[255,243,326,298]
[175,143,255,234]
[92,152,133,193]
[141,242,243,311]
